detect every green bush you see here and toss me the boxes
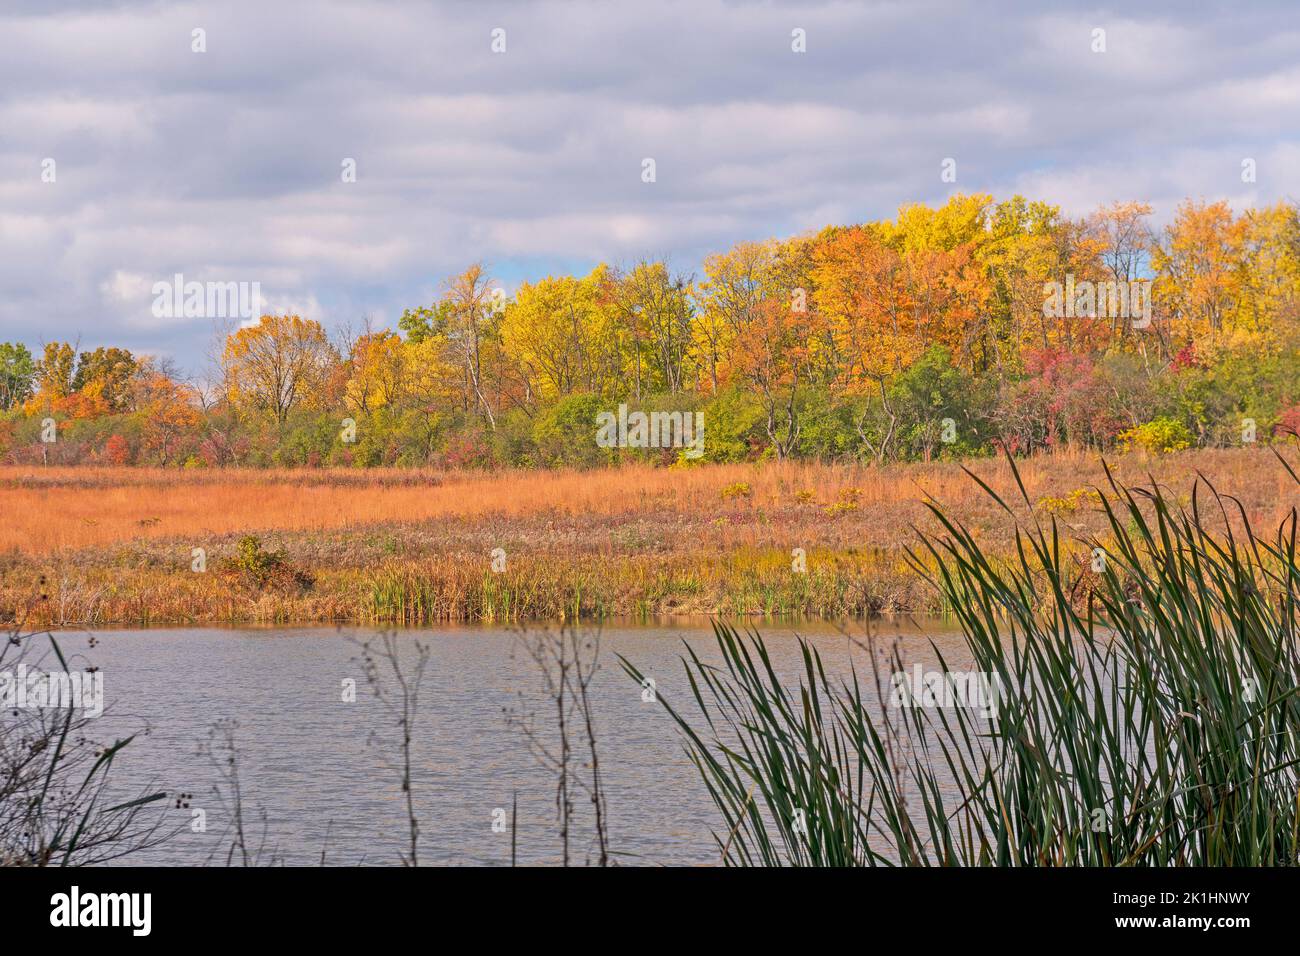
[532,393,614,468]
[699,387,767,462]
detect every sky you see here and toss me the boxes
[0,0,1297,373]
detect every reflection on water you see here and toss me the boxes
[71,617,970,866]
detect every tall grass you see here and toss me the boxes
[5,447,1295,626]
[623,451,1300,866]
[2,448,1289,558]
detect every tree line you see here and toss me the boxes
[2,193,1297,468]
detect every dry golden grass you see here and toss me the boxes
[0,459,945,555]
[3,446,1293,558]
[1,446,1296,626]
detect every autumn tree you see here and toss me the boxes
[695,241,773,394]
[73,347,138,413]
[222,315,337,427]
[501,267,621,405]
[345,330,407,414]
[133,361,201,465]
[606,261,694,399]
[35,342,76,402]
[700,237,825,458]
[1151,200,1246,340]
[982,197,1070,366]
[1235,201,1300,340]
[443,264,504,429]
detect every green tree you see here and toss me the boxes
[0,342,36,411]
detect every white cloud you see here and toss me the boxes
[100,269,152,304]
[0,0,1296,369]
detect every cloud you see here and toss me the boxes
[100,269,153,308]
[0,0,1296,369]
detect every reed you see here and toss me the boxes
[623,450,1300,866]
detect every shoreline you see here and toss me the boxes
[3,547,937,628]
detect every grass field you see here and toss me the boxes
[1,446,1296,626]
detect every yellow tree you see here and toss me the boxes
[604,261,694,399]
[880,193,992,253]
[393,335,462,456]
[1235,201,1300,341]
[695,241,784,395]
[501,266,620,404]
[345,330,406,414]
[222,315,337,426]
[1151,200,1247,341]
[980,196,1072,367]
[35,342,76,402]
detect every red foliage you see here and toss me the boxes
[440,430,492,469]
[1276,405,1300,441]
[1171,342,1202,371]
[1010,349,1124,450]
[102,433,132,466]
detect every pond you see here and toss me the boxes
[50,618,973,866]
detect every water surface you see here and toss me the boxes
[58,618,971,866]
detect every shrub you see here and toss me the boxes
[531,394,612,468]
[224,535,312,590]
[1036,487,1102,515]
[1117,416,1192,454]
[1277,404,1300,442]
[102,433,131,465]
[699,387,767,462]
[887,346,993,460]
